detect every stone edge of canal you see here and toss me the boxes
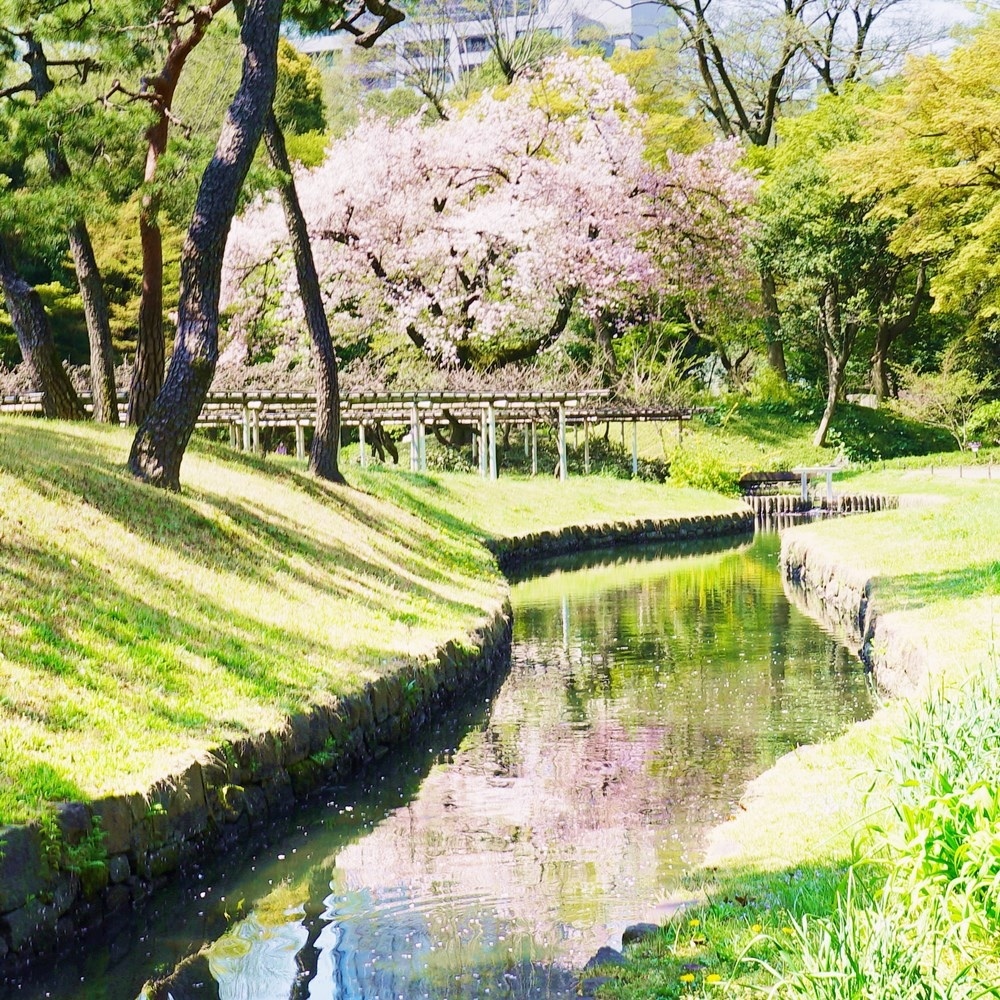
[0,511,754,975]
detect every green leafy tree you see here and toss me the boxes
[654,0,950,381]
[896,350,993,450]
[0,11,148,421]
[274,36,326,133]
[837,15,1000,359]
[751,89,925,446]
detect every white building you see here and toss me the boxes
[295,0,673,91]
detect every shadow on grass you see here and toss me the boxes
[2,422,490,613]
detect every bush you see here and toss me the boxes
[668,448,742,495]
[966,401,1000,447]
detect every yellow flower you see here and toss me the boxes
[689,918,701,927]
[680,973,696,983]
[751,924,763,933]
[706,973,722,984]
[782,926,795,935]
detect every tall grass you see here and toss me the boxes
[758,673,1000,999]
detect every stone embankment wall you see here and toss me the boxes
[1,509,754,969]
[486,511,754,572]
[0,608,513,970]
[781,535,927,697]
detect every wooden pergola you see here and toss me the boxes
[1,389,705,480]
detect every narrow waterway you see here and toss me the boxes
[5,533,872,1000]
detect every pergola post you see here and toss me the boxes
[229,422,239,449]
[631,419,638,477]
[295,422,305,462]
[251,406,261,455]
[524,425,529,459]
[359,423,368,469]
[409,403,419,471]
[488,402,497,481]
[241,406,251,452]
[418,414,427,472]
[584,419,590,474]
[558,402,567,481]
[531,421,538,476]
[479,408,488,477]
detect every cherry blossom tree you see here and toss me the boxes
[222,55,758,375]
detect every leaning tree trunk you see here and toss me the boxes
[25,35,118,424]
[262,110,345,483]
[128,0,282,490]
[0,235,85,420]
[67,220,119,423]
[127,1,230,426]
[128,192,167,426]
[813,351,843,448]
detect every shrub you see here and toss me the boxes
[668,448,742,495]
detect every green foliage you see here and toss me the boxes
[274,37,326,135]
[966,400,1000,446]
[880,673,1000,936]
[364,85,440,123]
[826,405,954,463]
[837,15,1000,334]
[896,357,993,450]
[609,35,715,159]
[668,448,742,495]
[746,367,812,409]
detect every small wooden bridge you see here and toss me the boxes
[1,389,704,480]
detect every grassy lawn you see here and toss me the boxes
[593,469,1000,998]
[0,416,744,827]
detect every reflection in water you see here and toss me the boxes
[6,535,872,1000]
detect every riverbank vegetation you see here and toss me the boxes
[0,414,743,827]
[593,477,1000,998]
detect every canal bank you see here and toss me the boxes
[8,527,867,1000]
[586,481,1000,1000]
[1,513,752,971]
[0,418,753,977]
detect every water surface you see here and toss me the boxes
[5,534,871,1000]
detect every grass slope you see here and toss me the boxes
[0,416,742,827]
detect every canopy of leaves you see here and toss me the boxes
[836,15,1000,334]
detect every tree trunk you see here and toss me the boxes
[262,111,344,483]
[592,310,618,386]
[25,35,118,424]
[128,194,167,426]
[871,327,893,403]
[128,0,282,489]
[67,220,119,423]
[812,284,856,449]
[760,268,787,381]
[127,2,231,425]
[0,236,85,420]
[812,354,842,448]
[872,262,927,406]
